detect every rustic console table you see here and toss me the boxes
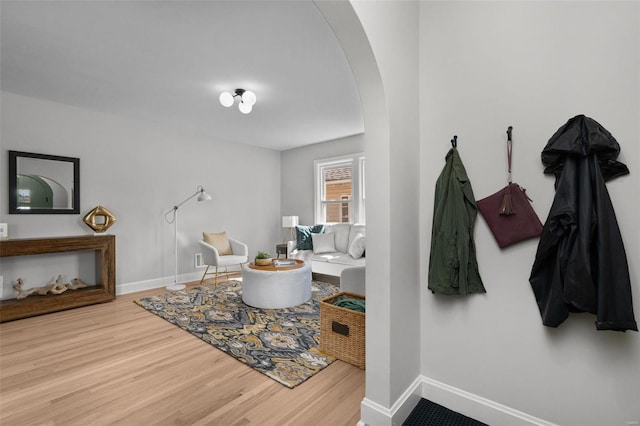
[0,235,116,322]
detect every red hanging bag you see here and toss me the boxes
[477,127,543,248]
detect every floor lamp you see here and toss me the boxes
[164,185,212,291]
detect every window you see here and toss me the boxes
[340,195,350,223]
[314,153,365,224]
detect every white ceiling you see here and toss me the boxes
[0,0,364,151]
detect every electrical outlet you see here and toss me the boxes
[0,275,4,300]
[194,253,205,268]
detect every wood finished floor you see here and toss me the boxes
[0,276,365,426]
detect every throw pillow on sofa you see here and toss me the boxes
[312,232,336,254]
[348,233,366,259]
[295,224,325,250]
[326,223,352,253]
[348,224,366,249]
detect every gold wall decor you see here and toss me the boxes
[83,205,116,233]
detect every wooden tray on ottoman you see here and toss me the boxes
[320,291,365,369]
[248,259,304,271]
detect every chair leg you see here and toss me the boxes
[204,264,245,288]
[200,266,210,284]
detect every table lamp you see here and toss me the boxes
[282,215,299,243]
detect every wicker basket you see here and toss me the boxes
[320,292,365,369]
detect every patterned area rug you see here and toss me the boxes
[134,280,339,388]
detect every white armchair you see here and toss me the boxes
[199,237,248,286]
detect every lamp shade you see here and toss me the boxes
[197,190,212,202]
[282,215,299,228]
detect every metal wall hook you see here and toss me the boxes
[506,126,513,183]
[451,135,458,148]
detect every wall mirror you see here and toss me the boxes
[9,150,80,214]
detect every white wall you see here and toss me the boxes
[280,133,365,225]
[319,1,422,424]
[0,92,281,294]
[420,2,639,425]
[351,0,422,410]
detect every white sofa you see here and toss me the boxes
[340,266,365,296]
[287,223,365,277]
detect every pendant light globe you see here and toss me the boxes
[219,92,234,107]
[238,102,253,114]
[241,90,257,106]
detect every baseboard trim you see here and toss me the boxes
[116,276,167,295]
[419,376,557,426]
[359,375,557,426]
[116,267,243,295]
[360,375,422,426]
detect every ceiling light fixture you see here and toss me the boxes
[219,88,257,114]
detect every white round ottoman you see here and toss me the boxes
[241,261,312,309]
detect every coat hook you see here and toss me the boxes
[506,126,513,141]
[451,135,458,148]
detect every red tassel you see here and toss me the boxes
[499,186,515,215]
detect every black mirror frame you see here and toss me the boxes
[8,150,80,214]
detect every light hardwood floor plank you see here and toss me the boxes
[0,278,365,425]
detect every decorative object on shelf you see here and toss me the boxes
[219,88,257,114]
[83,205,117,233]
[254,251,272,266]
[164,185,212,291]
[13,275,88,300]
[477,126,543,248]
[281,215,299,243]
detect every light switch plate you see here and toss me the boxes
[0,223,7,239]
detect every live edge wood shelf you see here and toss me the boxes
[0,235,116,322]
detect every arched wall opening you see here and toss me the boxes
[315,2,422,425]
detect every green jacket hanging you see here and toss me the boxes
[428,147,485,295]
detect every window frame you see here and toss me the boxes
[314,152,365,224]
